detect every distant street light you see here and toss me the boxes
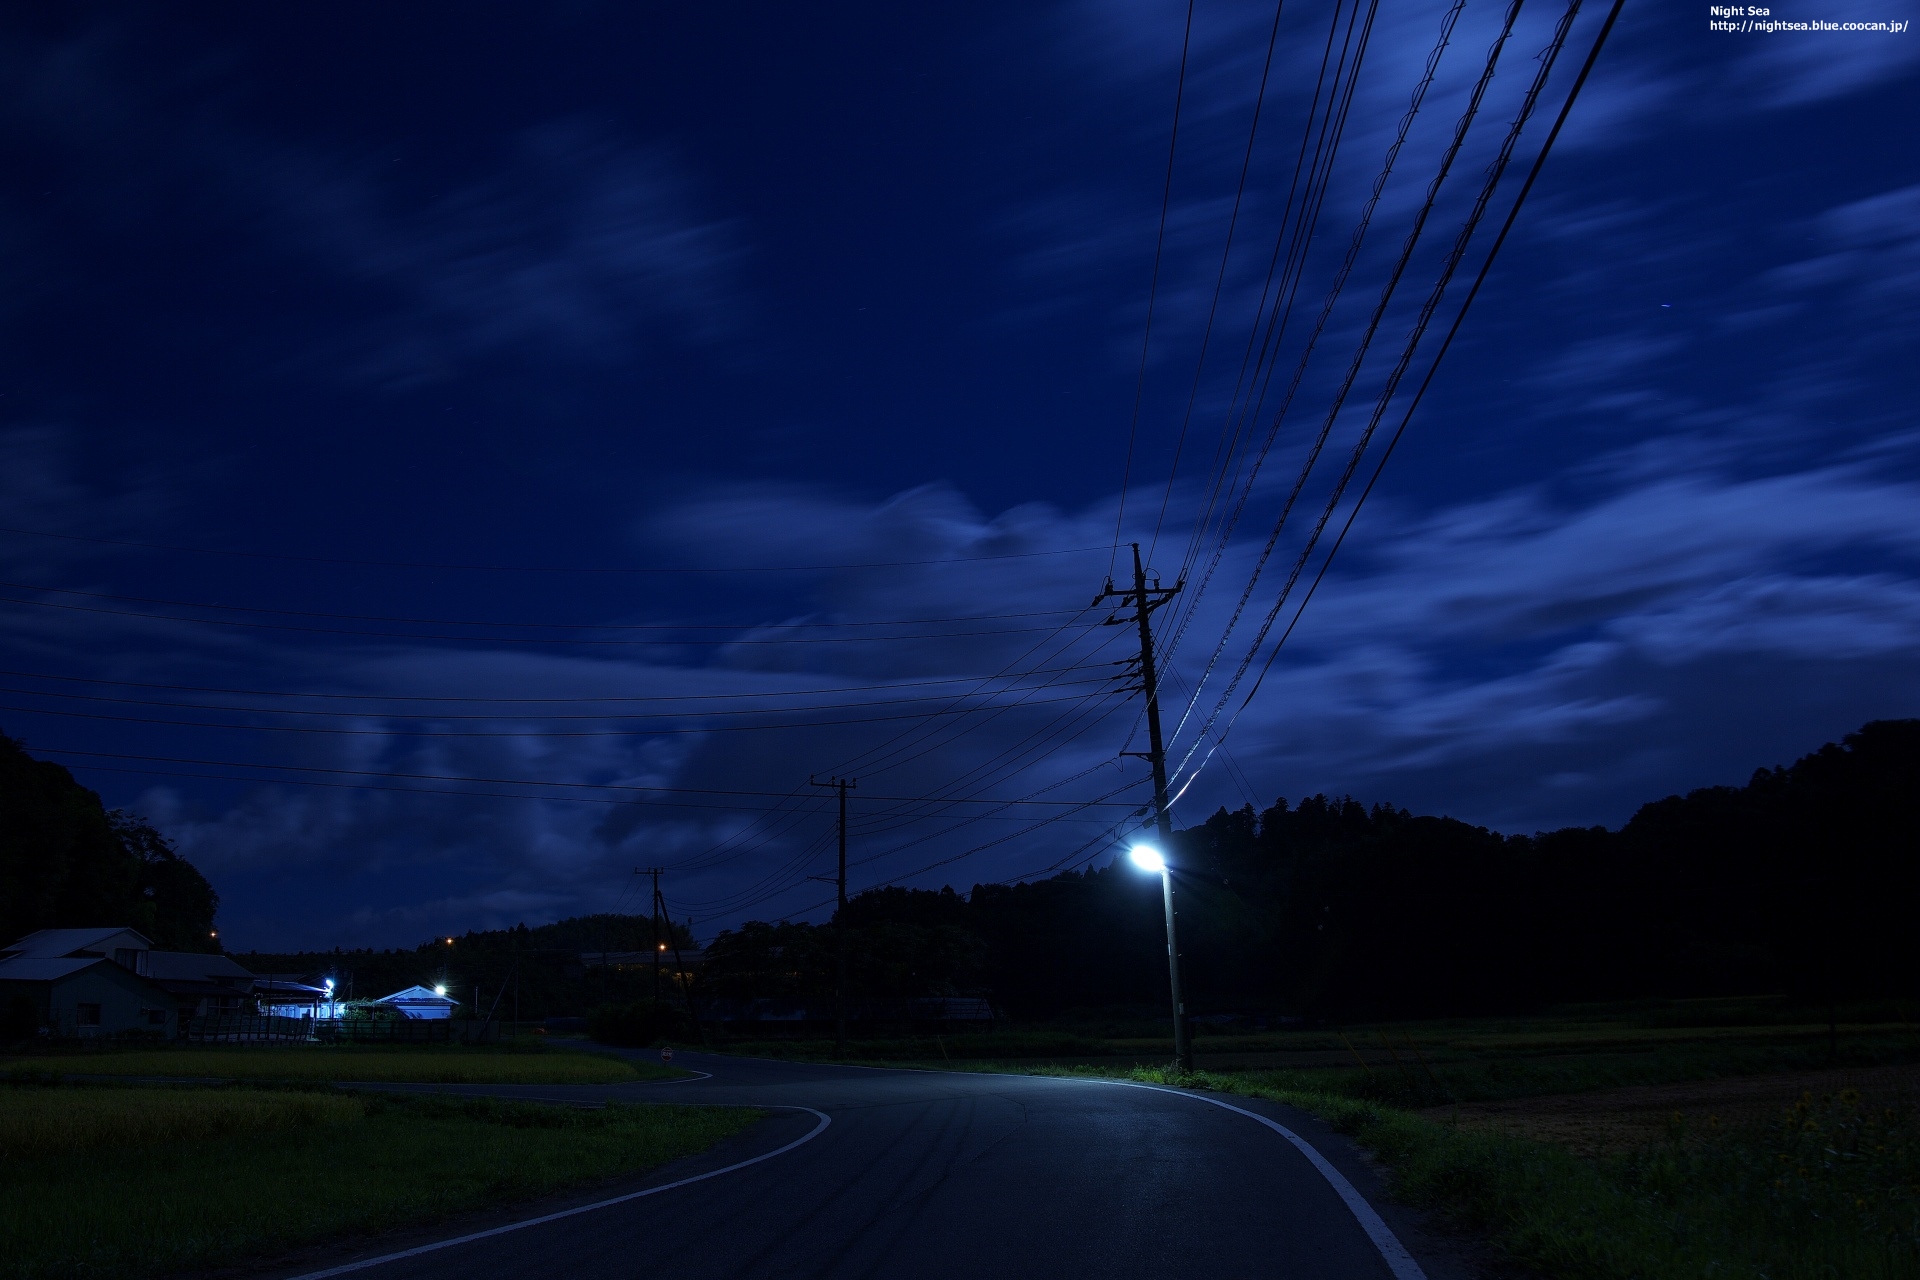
[1127,844,1192,1074]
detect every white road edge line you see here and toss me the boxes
[1099,1081,1428,1280]
[280,1106,831,1280]
[630,1068,714,1083]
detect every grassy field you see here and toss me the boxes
[724,999,1920,1279]
[0,1083,761,1280]
[1166,1068,1920,1280]
[1,1042,674,1084]
[719,997,1920,1102]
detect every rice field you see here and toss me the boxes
[0,1085,760,1280]
[0,1086,361,1159]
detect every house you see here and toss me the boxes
[144,951,260,1018]
[0,927,261,1038]
[0,931,180,1039]
[373,985,459,1020]
[254,976,335,1019]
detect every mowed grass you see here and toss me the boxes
[2,1043,672,1084]
[0,1084,761,1280]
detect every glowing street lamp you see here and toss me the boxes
[1128,843,1192,1074]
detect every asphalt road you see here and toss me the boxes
[271,1052,1457,1280]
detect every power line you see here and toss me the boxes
[1161,0,1504,764]
[1170,0,1595,789]
[1165,0,1382,608]
[0,525,1108,575]
[1227,0,1586,716]
[0,664,1109,705]
[1111,0,1198,576]
[0,579,1081,632]
[28,745,1150,806]
[0,592,1092,647]
[1157,0,1462,723]
[1147,0,1290,568]
[1245,0,1627,700]
[0,675,1117,722]
[0,687,1121,738]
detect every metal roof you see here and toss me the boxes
[374,985,457,1004]
[1,927,154,959]
[0,956,110,982]
[144,952,257,982]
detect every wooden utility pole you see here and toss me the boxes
[638,866,702,1041]
[810,775,856,1057]
[637,866,665,1003]
[1095,543,1191,1073]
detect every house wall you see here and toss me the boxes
[47,967,179,1039]
[0,980,51,1028]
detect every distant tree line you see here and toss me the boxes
[7,719,1912,1022]
[702,719,1919,1020]
[0,734,219,951]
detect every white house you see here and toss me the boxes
[373,985,459,1020]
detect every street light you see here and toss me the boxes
[1127,843,1192,1074]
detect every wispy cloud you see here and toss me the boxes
[259,122,747,385]
[0,21,747,389]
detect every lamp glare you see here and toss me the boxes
[1128,845,1166,874]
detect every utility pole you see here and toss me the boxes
[1095,542,1191,1073]
[810,775,856,1057]
[637,867,665,1004]
[637,866,703,1041]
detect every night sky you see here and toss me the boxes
[3,2,1914,950]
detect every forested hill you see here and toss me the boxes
[0,734,219,950]
[706,719,1920,1019]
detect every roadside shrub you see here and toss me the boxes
[587,1001,692,1047]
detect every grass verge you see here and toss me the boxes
[0,1083,761,1280]
[1,1043,673,1084]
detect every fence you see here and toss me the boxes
[186,1016,500,1045]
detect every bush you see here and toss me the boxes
[587,1001,692,1047]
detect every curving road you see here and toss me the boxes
[269,1051,1465,1280]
